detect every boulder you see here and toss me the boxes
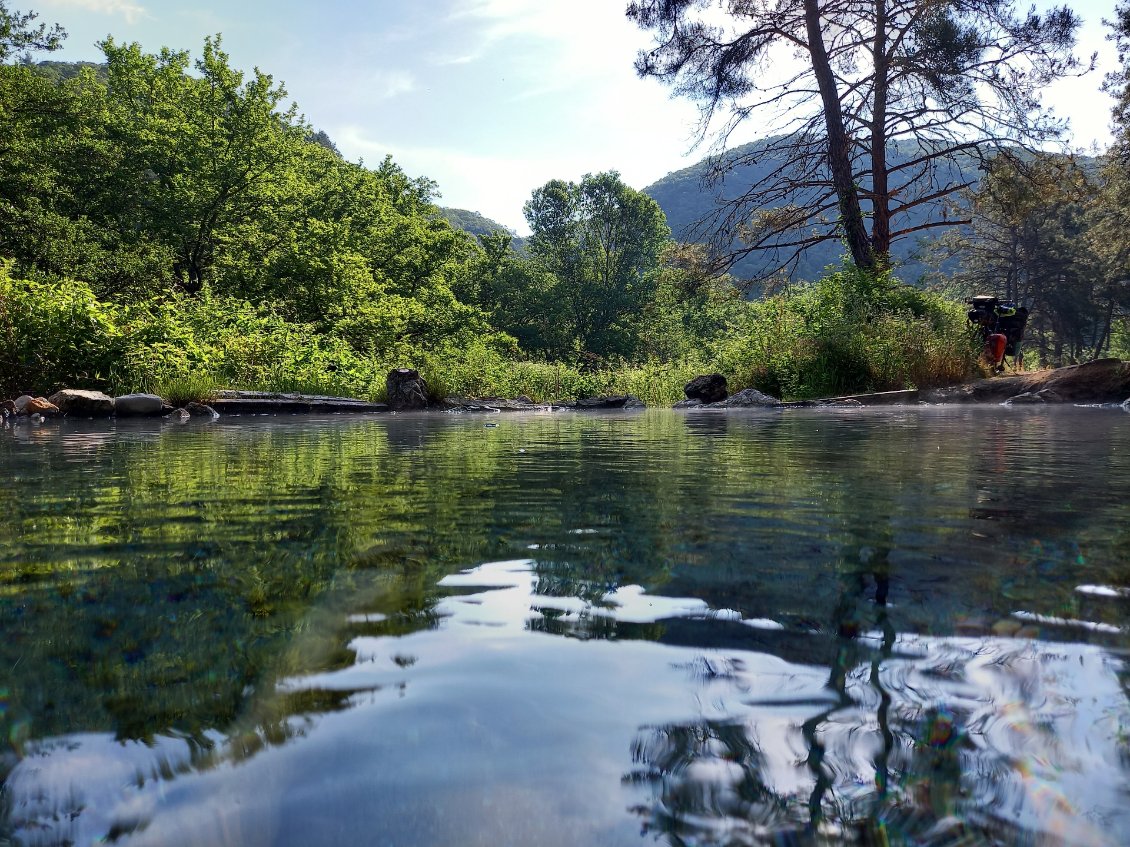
[684,373,728,404]
[386,368,430,411]
[166,408,191,422]
[48,389,115,417]
[13,395,33,414]
[185,401,218,417]
[114,393,165,416]
[25,397,59,417]
[716,388,781,408]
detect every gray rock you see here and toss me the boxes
[48,389,115,417]
[386,368,429,411]
[13,395,33,414]
[114,393,166,416]
[684,373,729,404]
[673,398,704,409]
[1035,388,1065,403]
[185,402,218,417]
[166,408,191,422]
[1004,392,1044,405]
[716,388,781,408]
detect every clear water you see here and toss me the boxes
[1,406,1128,846]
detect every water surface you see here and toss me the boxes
[2,406,1128,846]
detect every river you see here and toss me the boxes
[1,406,1128,845]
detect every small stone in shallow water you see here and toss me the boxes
[991,618,1023,636]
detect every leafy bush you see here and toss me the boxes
[710,264,973,399]
[0,262,128,396]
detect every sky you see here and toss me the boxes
[23,0,1125,235]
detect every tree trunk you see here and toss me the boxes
[869,0,891,265]
[804,0,875,271]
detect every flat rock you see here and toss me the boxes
[441,396,547,412]
[715,388,781,408]
[209,391,389,415]
[48,389,115,417]
[922,359,1130,405]
[114,393,165,416]
[572,395,645,409]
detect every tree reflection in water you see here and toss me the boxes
[619,514,1059,846]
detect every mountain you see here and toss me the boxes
[440,207,527,252]
[642,137,976,284]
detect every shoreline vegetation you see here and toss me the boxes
[1,258,982,411]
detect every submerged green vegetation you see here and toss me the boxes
[0,2,1124,405]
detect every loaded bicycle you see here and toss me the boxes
[966,295,1029,373]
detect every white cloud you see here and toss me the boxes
[363,69,416,102]
[41,0,147,25]
[333,120,700,236]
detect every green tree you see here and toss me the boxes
[524,171,670,359]
[453,232,564,355]
[98,35,308,294]
[0,1,63,62]
[628,0,1085,275]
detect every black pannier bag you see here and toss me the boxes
[994,305,1029,355]
[966,295,999,328]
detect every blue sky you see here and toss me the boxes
[25,0,1123,234]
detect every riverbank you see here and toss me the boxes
[4,359,1129,423]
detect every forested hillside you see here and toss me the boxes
[644,137,971,284]
[440,208,527,252]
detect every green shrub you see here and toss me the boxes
[0,263,128,396]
